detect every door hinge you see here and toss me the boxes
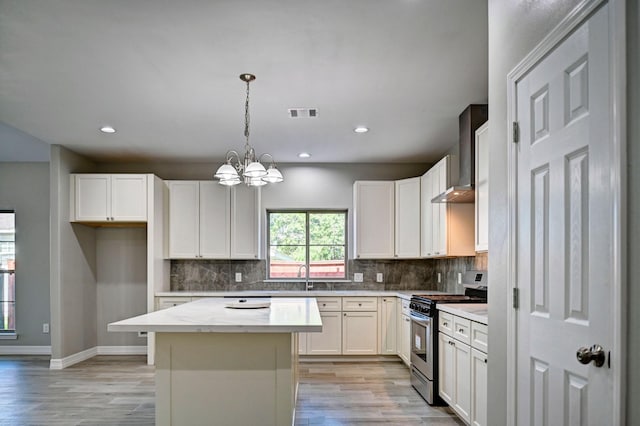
[512,287,519,309]
[512,121,520,143]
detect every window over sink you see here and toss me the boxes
[267,210,347,280]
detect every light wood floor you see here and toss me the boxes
[0,355,462,425]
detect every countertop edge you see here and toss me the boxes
[154,291,439,301]
[437,303,488,325]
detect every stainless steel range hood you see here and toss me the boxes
[432,104,488,203]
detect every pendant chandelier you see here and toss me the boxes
[214,73,284,187]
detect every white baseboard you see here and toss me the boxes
[97,345,147,355]
[50,346,97,370]
[0,345,52,355]
[49,345,148,369]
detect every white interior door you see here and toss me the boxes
[515,4,614,425]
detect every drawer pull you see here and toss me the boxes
[322,303,326,307]
[358,303,362,306]
[443,321,448,327]
[484,358,488,364]
[459,328,465,333]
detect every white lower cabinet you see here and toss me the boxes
[308,312,342,355]
[378,297,397,355]
[439,310,488,426]
[471,348,488,426]
[342,311,378,355]
[396,298,411,366]
[156,297,191,310]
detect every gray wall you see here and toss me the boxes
[96,228,147,346]
[50,145,98,359]
[0,163,51,346]
[487,0,583,424]
[627,0,639,422]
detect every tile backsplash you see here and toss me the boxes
[170,252,487,293]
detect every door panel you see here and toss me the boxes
[515,4,612,424]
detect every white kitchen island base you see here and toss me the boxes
[108,298,321,426]
[155,332,297,426]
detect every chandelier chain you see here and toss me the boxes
[244,79,250,143]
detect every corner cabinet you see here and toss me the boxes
[71,174,148,222]
[474,121,489,252]
[353,181,395,259]
[394,177,421,258]
[167,181,260,259]
[420,156,475,258]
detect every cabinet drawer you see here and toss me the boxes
[453,316,471,345]
[156,297,191,310]
[316,297,342,312]
[400,299,411,316]
[471,322,488,353]
[342,297,377,311]
[439,311,454,336]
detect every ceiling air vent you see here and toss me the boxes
[288,108,318,118]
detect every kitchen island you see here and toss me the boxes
[108,297,322,426]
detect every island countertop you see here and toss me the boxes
[108,297,322,333]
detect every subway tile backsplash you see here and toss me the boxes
[170,253,487,293]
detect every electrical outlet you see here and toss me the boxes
[437,272,442,283]
[353,272,363,282]
[42,323,49,334]
[458,272,462,284]
[376,273,383,283]
[235,272,242,282]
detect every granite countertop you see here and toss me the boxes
[154,290,445,300]
[108,297,323,333]
[437,303,488,325]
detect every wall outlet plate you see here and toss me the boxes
[42,323,49,334]
[353,273,363,282]
[458,272,462,284]
[235,272,242,282]
[437,272,442,283]
[376,273,383,283]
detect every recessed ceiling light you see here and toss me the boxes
[298,152,311,159]
[354,126,369,133]
[100,126,116,134]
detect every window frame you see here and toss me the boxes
[0,210,16,337]
[267,209,348,281]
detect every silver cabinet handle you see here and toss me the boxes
[443,322,448,327]
[459,328,465,333]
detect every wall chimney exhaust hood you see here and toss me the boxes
[432,104,488,203]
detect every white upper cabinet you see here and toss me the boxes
[474,122,489,252]
[420,156,475,258]
[72,174,147,222]
[394,177,421,258]
[230,185,261,259]
[353,181,395,259]
[168,181,257,259]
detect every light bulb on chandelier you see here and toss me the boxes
[214,73,284,186]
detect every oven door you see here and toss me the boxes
[410,311,433,380]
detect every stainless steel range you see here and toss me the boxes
[409,271,488,405]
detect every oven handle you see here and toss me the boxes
[410,312,431,325]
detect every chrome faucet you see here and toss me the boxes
[297,264,313,291]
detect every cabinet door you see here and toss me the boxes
[399,314,411,366]
[307,312,342,355]
[431,166,442,256]
[168,181,200,258]
[199,182,231,258]
[453,340,472,424]
[394,177,421,258]
[75,174,111,221]
[438,332,455,405]
[378,297,397,354]
[342,311,378,355]
[437,159,449,255]
[353,181,395,259]
[475,122,489,252]
[420,172,433,257]
[111,174,147,221]
[298,332,308,355]
[230,185,260,259]
[471,348,488,426]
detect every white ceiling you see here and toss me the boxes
[0,0,488,163]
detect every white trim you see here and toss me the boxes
[0,345,51,355]
[505,0,626,424]
[49,346,96,370]
[0,333,18,340]
[96,345,147,355]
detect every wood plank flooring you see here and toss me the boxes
[0,355,462,425]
